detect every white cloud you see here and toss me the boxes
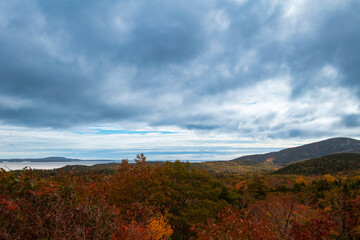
[205,10,231,32]
[0,0,359,161]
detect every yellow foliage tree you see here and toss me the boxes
[295,176,307,185]
[146,214,173,240]
[322,174,336,183]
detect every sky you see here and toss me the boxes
[0,0,359,160]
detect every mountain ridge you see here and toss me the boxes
[231,137,360,166]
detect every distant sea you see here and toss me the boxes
[0,160,206,171]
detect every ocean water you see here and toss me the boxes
[0,161,120,171]
[0,160,206,171]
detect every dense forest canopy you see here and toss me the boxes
[1,154,360,239]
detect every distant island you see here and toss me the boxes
[0,157,114,163]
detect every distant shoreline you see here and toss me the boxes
[0,159,208,171]
[0,159,115,163]
[0,157,117,163]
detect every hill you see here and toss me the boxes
[274,153,360,175]
[231,137,360,166]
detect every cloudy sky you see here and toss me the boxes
[0,0,359,160]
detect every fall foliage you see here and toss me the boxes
[1,155,360,239]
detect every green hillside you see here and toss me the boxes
[275,153,360,175]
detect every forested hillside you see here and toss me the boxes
[275,153,360,175]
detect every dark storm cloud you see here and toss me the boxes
[35,0,205,65]
[0,0,360,139]
[343,114,360,128]
[268,129,331,139]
